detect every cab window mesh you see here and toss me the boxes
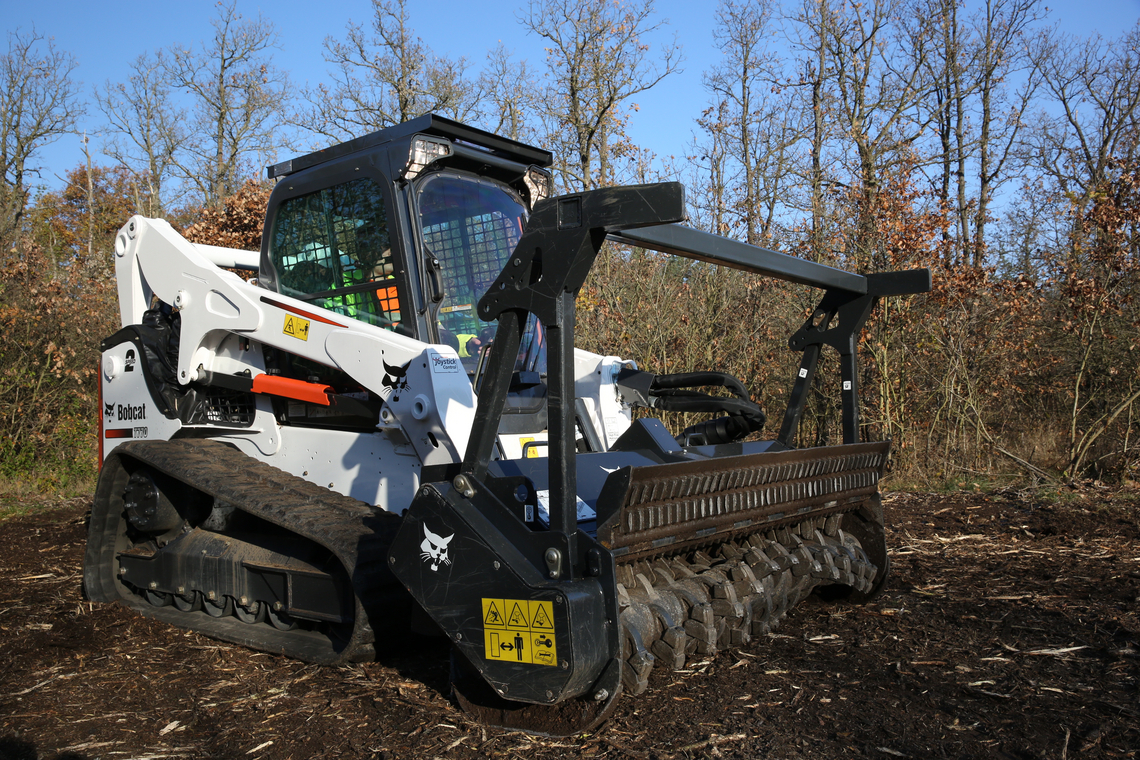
[270,178,401,330]
[418,175,525,367]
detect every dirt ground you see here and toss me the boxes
[1,489,1138,760]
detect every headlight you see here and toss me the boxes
[524,166,553,206]
[403,136,453,179]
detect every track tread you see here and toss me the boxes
[90,438,404,664]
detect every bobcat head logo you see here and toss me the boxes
[104,402,115,421]
[382,359,411,396]
[420,524,454,572]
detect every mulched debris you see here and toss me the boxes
[1,489,1137,759]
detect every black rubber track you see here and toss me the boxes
[84,438,406,665]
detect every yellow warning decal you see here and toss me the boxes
[518,437,541,458]
[482,598,557,667]
[283,314,310,341]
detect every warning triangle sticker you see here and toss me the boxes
[531,605,553,630]
[484,601,503,626]
[507,602,528,628]
[284,317,296,335]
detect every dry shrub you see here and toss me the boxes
[183,179,272,252]
[0,244,117,489]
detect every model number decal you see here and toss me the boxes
[283,314,310,341]
[104,426,147,440]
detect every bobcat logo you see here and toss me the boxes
[420,524,454,572]
[104,402,115,421]
[382,359,411,395]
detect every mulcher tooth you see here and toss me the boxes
[619,612,656,696]
[717,543,744,561]
[634,574,688,670]
[660,575,718,655]
[759,572,789,630]
[818,546,842,582]
[824,513,842,535]
[791,568,820,606]
[693,567,747,648]
[791,535,824,576]
[651,558,677,582]
[691,550,716,569]
[651,629,688,669]
[744,546,781,578]
[769,541,803,576]
[728,559,763,598]
[669,558,699,579]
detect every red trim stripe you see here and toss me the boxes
[260,296,344,326]
[105,428,133,439]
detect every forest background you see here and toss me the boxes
[1,0,1138,493]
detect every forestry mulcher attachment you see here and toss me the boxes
[84,115,930,734]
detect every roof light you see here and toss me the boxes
[524,166,554,206]
[404,136,453,180]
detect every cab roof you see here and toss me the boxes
[266,114,553,179]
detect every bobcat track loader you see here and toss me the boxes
[84,115,930,735]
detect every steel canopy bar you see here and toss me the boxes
[609,224,869,294]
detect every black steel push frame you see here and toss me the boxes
[462,182,931,577]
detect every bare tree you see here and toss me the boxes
[165,1,289,207]
[478,43,540,144]
[1025,23,1140,213]
[0,29,84,245]
[816,0,937,266]
[96,51,185,216]
[687,102,734,236]
[922,0,1043,265]
[701,0,799,245]
[521,0,681,190]
[783,0,847,260]
[297,0,479,142]
[968,0,1044,266]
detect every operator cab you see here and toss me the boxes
[256,115,554,431]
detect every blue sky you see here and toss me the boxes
[6,0,1140,195]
